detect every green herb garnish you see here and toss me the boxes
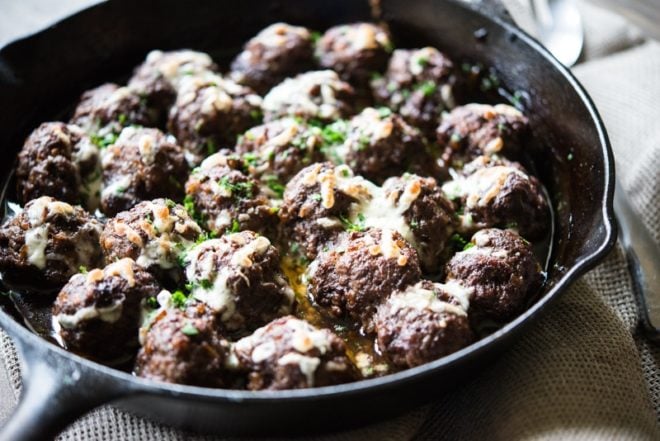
[181,322,199,336]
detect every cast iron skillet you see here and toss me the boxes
[0,0,616,439]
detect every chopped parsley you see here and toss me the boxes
[249,109,263,121]
[219,177,254,199]
[78,265,88,274]
[449,233,470,251]
[340,213,365,232]
[205,139,217,156]
[181,322,199,336]
[310,31,322,43]
[227,219,240,234]
[263,175,285,198]
[321,120,348,146]
[310,193,322,202]
[171,290,188,309]
[118,113,128,126]
[90,132,118,149]
[243,152,258,166]
[183,194,203,224]
[417,81,437,97]
[377,107,392,118]
[146,296,159,309]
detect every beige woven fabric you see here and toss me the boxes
[1,1,659,440]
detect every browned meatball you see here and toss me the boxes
[52,258,160,360]
[100,127,188,217]
[232,316,356,390]
[167,73,263,165]
[184,153,277,238]
[380,174,457,273]
[375,280,473,368]
[308,228,422,331]
[262,70,356,123]
[15,122,100,208]
[441,165,549,240]
[135,297,230,387]
[279,162,374,260]
[101,199,202,287]
[0,197,103,290]
[445,228,543,323]
[316,23,392,89]
[128,49,218,117]
[335,107,440,184]
[70,83,157,134]
[459,154,524,176]
[235,118,325,192]
[437,104,529,168]
[371,47,462,136]
[183,231,294,334]
[230,23,315,95]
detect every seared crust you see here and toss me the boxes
[232,316,356,390]
[52,258,160,360]
[308,228,422,331]
[0,197,103,290]
[444,228,543,323]
[230,23,315,95]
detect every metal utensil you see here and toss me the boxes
[531,0,583,67]
[533,0,660,341]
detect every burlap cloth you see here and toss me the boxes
[0,1,659,439]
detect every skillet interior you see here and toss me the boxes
[0,0,615,436]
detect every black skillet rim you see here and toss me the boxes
[0,0,617,404]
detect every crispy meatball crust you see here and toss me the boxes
[70,83,157,133]
[316,23,392,89]
[184,231,294,334]
[441,165,549,240]
[0,197,103,290]
[279,162,374,260]
[167,73,263,165]
[184,153,278,238]
[232,316,356,390]
[375,280,473,368]
[437,104,529,167]
[262,70,356,123]
[235,117,325,188]
[308,228,422,331]
[135,300,230,387]
[371,47,462,136]
[230,23,315,95]
[16,122,100,206]
[100,127,188,217]
[338,107,440,184]
[52,258,160,360]
[128,49,218,116]
[381,174,457,273]
[445,228,543,323]
[101,199,202,287]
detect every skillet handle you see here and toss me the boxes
[0,337,130,441]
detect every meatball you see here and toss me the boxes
[135,295,230,387]
[184,153,278,238]
[459,153,524,176]
[235,118,325,189]
[335,107,439,184]
[70,83,157,134]
[441,165,549,240]
[262,70,356,123]
[316,23,392,89]
[52,258,160,360]
[279,162,374,260]
[101,199,202,287]
[375,280,473,368]
[380,174,457,273]
[445,228,543,323]
[0,197,103,290]
[308,228,422,331]
[230,23,315,95]
[371,47,462,136]
[167,73,263,165]
[15,122,100,208]
[184,231,294,334]
[437,104,529,168]
[100,126,188,217]
[128,49,218,116]
[232,316,356,390]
